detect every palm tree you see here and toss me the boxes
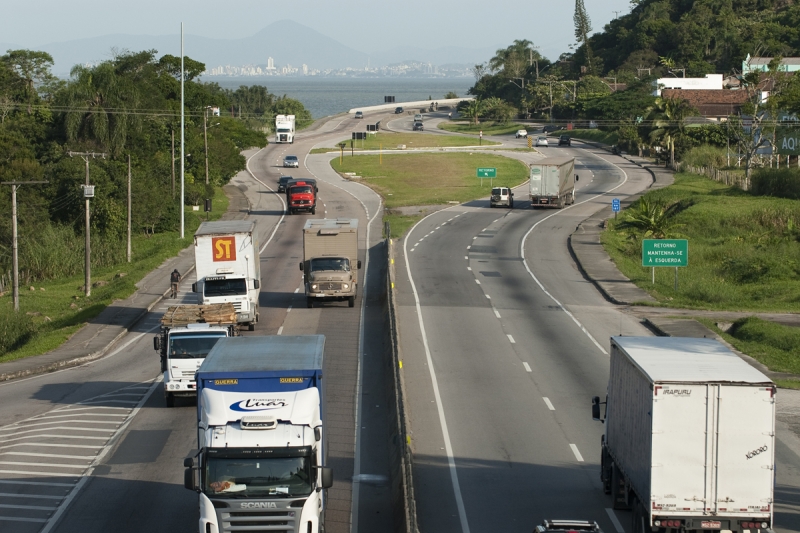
[617,197,684,239]
[462,99,483,125]
[647,97,697,167]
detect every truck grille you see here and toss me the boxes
[218,509,296,533]
[182,371,196,378]
[318,282,342,290]
[231,301,243,311]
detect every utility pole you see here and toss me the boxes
[68,151,106,297]
[1,180,47,311]
[613,10,621,18]
[171,126,176,198]
[127,155,132,263]
[180,22,185,239]
[203,106,210,185]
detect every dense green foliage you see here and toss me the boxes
[751,167,800,199]
[0,48,310,286]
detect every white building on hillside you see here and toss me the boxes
[652,74,723,96]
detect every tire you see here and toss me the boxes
[307,298,313,309]
[509,201,514,209]
[165,392,175,408]
[248,322,255,332]
[311,205,316,215]
[348,296,355,308]
[611,462,630,510]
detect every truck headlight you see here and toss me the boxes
[342,284,349,289]
[311,284,317,290]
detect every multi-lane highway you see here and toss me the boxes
[1,108,798,533]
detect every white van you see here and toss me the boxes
[490,187,514,208]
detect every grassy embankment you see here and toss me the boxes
[603,172,800,382]
[310,132,499,155]
[437,122,528,136]
[554,128,618,146]
[0,188,230,363]
[331,152,529,238]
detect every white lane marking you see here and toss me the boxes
[467,267,471,271]
[436,226,442,229]
[277,327,283,335]
[494,219,500,223]
[543,397,555,410]
[493,308,501,318]
[287,305,292,313]
[523,362,532,372]
[243,148,287,255]
[28,413,127,421]
[294,288,299,293]
[464,256,468,260]
[569,444,584,462]
[507,334,515,344]
[0,469,77,478]
[0,452,95,460]
[0,516,48,522]
[606,508,625,533]
[485,295,491,299]
[0,435,108,443]
[467,245,471,250]
[472,236,477,240]
[0,461,87,469]
[0,444,100,452]
[0,479,72,487]
[403,211,471,533]
[475,280,480,285]
[519,157,631,357]
[0,492,63,500]
[0,420,119,432]
[0,503,58,510]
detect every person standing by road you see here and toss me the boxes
[170,268,181,299]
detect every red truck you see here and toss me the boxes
[287,181,317,214]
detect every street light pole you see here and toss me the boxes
[204,106,209,185]
[180,21,185,239]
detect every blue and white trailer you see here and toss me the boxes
[183,335,332,533]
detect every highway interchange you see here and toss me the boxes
[0,108,798,533]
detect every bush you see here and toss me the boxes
[681,145,729,168]
[0,309,36,356]
[751,168,800,199]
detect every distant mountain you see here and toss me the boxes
[0,43,22,55]
[29,21,492,76]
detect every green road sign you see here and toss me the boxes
[642,239,688,267]
[477,167,497,178]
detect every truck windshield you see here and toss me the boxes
[310,258,350,272]
[204,278,247,297]
[277,128,291,133]
[169,333,226,359]
[204,456,313,498]
[290,186,312,194]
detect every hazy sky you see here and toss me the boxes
[1,0,633,61]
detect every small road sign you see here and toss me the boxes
[477,168,497,178]
[612,198,620,212]
[642,239,688,267]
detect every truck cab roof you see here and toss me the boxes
[195,220,256,236]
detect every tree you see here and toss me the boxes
[647,97,698,167]
[574,0,593,72]
[462,99,483,125]
[1,50,56,113]
[617,197,684,240]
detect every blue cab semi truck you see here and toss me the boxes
[183,335,333,533]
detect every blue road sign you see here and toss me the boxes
[612,198,621,212]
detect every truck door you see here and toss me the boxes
[714,385,774,515]
[651,384,709,515]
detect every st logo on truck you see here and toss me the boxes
[212,236,236,262]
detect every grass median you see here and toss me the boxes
[331,152,529,237]
[0,187,230,363]
[556,128,618,145]
[437,121,527,136]
[311,132,498,155]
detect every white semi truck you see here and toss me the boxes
[184,335,332,533]
[300,219,361,308]
[154,303,237,407]
[529,156,576,208]
[275,114,296,143]
[592,337,776,533]
[192,220,261,331]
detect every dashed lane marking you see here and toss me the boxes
[523,362,532,372]
[543,397,555,410]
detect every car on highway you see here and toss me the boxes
[283,155,300,168]
[490,186,514,208]
[277,175,293,192]
[535,136,549,147]
[534,520,603,533]
[414,113,423,122]
[413,121,424,131]
[515,129,528,138]
[542,124,560,133]
[395,107,404,114]
[354,111,364,119]
[558,135,571,146]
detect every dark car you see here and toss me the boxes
[558,135,571,146]
[413,121,424,131]
[542,124,560,133]
[534,520,603,533]
[395,107,404,114]
[277,175,293,192]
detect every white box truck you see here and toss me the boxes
[193,220,261,331]
[529,156,576,208]
[184,335,332,533]
[275,114,296,143]
[154,303,238,407]
[300,219,361,308]
[592,337,776,533]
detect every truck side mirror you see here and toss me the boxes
[154,337,160,351]
[357,260,362,269]
[299,263,304,271]
[592,396,604,422]
[320,467,333,489]
[184,467,197,491]
[253,280,260,290]
[192,282,198,293]
[314,427,321,442]
[184,457,194,468]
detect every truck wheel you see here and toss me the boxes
[307,298,313,309]
[165,392,175,408]
[248,322,255,332]
[311,205,316,215]
[348,296,355,308]
[601,438,612,494]
[611,462,630,510]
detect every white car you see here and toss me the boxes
[515,129,528,138]
[535,136,549,147]
[354,111,364,119]
[283,155,300,168]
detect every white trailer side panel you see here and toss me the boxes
[715,385,775,516]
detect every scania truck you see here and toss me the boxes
[275,114,296,143]
[592,337,776,533]
[183,335,332,533]
[529,156,576,208]
[300,219,361,308]
[154,303,238,407]
[192,220,260,331]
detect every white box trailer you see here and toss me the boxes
[192,220,261,330]
[593,337,775,533]
[529,156,576,208]
[275,114,296,143]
